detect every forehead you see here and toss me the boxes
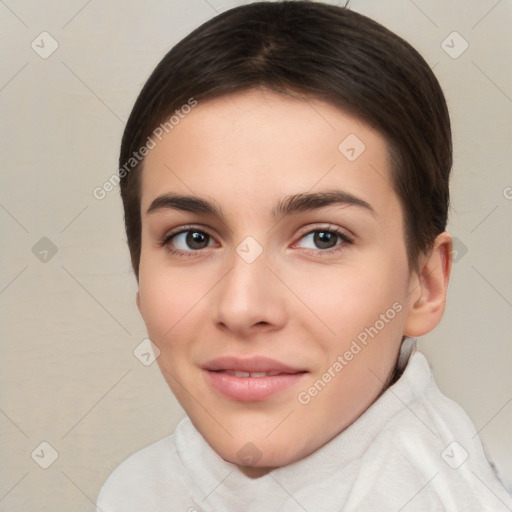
[140,88,401,223]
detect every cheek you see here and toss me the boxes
[137,258,224,358]
[137,264,195,340]
[289,258,407,340]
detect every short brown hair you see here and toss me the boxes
[119,1,451,278]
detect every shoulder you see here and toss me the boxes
[371,351,512,509]
[96,421,195,512]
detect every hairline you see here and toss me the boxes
[129,85,419,276]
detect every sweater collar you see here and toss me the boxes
[175,345,433,505]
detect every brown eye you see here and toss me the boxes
[313,231,338,249]
[185,231,210,249]
[297,229,349,251]
[167,230,213,251]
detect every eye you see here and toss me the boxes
[296,228,352,251]
[162,228,216,255]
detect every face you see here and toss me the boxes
[137,88,420,475]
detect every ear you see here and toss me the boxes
[403,232,453,337]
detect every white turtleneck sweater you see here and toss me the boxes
[96,351,511,511]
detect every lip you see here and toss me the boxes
[202,356,308,402]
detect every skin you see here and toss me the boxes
[136,87,452,477]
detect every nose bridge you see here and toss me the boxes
[213,243,284,333]
[221,247,269,310]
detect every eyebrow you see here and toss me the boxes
[273,190,374,217]
[147,193,221,216]
[146,190,375,218]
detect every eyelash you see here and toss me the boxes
[159,224,354,258]
[159,225,217,258]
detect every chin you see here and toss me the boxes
[209,430,313,473]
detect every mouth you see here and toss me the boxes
[220,370,285,377]
[202,356,308,402]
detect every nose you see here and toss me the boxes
[212,249,287,338]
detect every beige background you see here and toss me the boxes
[1,0,511,510]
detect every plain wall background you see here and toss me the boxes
[1,0,511,510]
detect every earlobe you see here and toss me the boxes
[404,232,453,338]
